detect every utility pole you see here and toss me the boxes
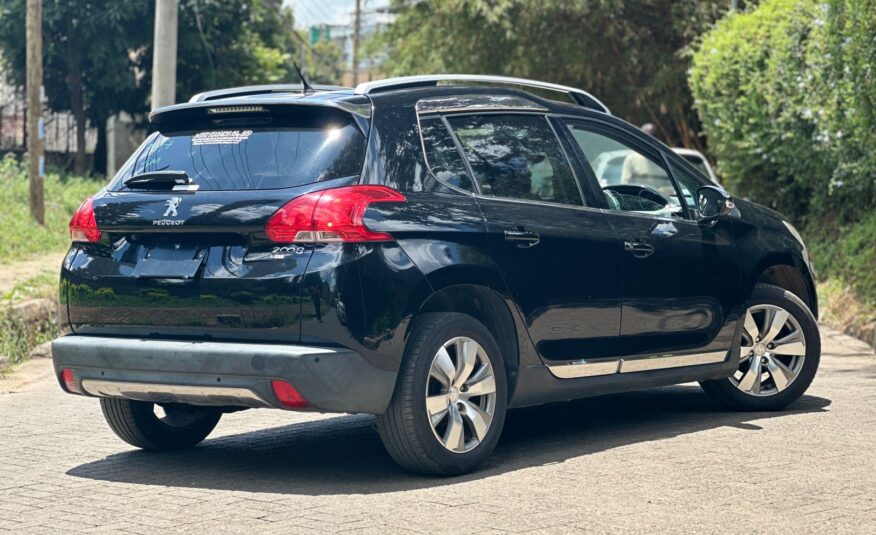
[151,0,179,109]
[352,0,361,86]
[730,0,739,10]
[26,0,44,224]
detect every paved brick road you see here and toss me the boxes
[1,327,874,534]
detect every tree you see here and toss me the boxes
[374,0,728,149]
[0,0,312,176]
[175,0,302,99]
[0,1,151,175]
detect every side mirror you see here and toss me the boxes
[697,185,735,224]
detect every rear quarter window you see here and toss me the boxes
[113,117,366,191]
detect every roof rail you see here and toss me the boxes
[354,75,610,114]
[189,84,350,103]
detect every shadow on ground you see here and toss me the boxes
[68,385,830,495]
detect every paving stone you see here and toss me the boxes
[0,327,873,533]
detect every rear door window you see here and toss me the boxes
[115,118,366,191]
[446,114,583,206]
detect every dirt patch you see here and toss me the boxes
[0,251,66,296]
[0,358,53,394]
[819,280,876,351]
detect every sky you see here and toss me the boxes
[284,0,392,29]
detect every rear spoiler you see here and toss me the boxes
[149,97,373,126]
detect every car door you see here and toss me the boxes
[562,119,743,365]
[443,113,624,367]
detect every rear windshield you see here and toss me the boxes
[112,118,366,191]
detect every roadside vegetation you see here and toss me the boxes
[689,0,876,341]
[0,154,103,264]
[0,156,102,369]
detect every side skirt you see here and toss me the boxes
[508,349,738,409]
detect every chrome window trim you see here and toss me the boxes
[355,75,611,114]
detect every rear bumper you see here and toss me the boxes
[51,335,397,414]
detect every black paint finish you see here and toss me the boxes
[58,84,816,413]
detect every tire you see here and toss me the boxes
[100,398,221,451]
[376,312,508,476]
[700,283,821,411]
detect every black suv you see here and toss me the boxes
[53,75,820,475]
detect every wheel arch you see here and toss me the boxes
[414,284,521,400]
[751,255,818,319]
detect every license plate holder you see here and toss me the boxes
[133,246,206,279]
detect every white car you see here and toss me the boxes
[673,148,719,184]
[590,148,719,186]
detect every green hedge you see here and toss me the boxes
[689,0,876,225]
[689,0,876,306]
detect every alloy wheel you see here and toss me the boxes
[732,304,807,397]
[426,336,498,453]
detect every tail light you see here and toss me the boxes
[69,197,101,243]
[60,368,81,394]
[271,380,309,409]
[265,185,405,243]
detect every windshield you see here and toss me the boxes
[112,120,366,191]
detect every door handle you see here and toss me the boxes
[624,239,655,258]
[504,226,540,247]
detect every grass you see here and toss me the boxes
[0,154,101,368]
[0,154,104,264]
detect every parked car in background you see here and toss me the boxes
[673,147,719,184]
[53,75,819,476]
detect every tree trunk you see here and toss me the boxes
[93,117,107,176]
[64,30,87,175]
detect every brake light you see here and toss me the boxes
[61,368,81,394]
[265,185,405,243]
[69,196,101,243]
[271,380,309,408]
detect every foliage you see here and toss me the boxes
[808,212,876,308]
[0,0,326,174]
[689,0,876,224]
[306,39,345,85]
[690,0,876,316]
[0,0,151,126]
[0,154,103,263]
[0,304,58,366]
[375,0,728,148]
[175,0,303,99]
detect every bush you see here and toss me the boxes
[690,0,876,314]
[808,212,876,307]
[689,0,876,225]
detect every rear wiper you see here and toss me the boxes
[124,170,192,190]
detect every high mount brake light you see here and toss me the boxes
[69,197,101,243]
[265,185,406,244]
